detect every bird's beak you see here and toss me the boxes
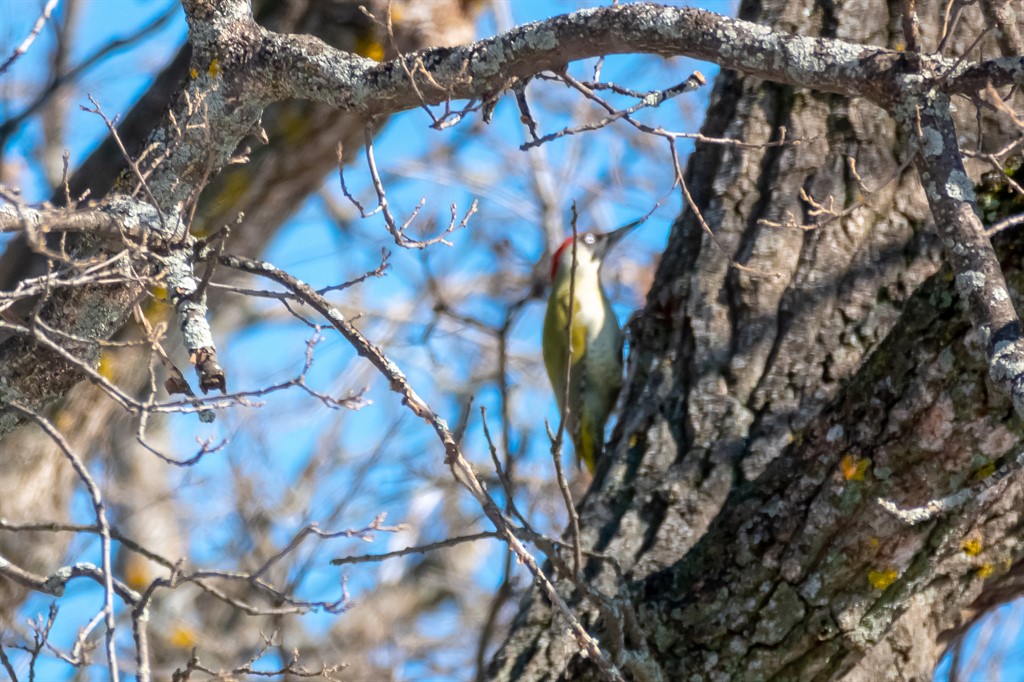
[594,217,644,258]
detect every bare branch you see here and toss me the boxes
[260,4,1019,116]
[901,94,1024,418]
[6,403,121,682]
[0,2,180,146]
[330,531,498,566]
[550,203,584,577]
[878,446,1024,525]
[521,72,707,151]
[0,0,60,75]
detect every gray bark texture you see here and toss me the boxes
[488,0,1023,680]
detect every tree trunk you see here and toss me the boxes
[489,0,1023,678]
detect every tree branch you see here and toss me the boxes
[257,4,1020,114]
[899,93,1024,417]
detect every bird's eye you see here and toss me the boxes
[583,233,596,245]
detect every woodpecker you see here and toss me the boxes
[542,219,641,473]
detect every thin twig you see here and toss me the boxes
[0,2,179,141]
[81,96,167,231]
[900,0,921,54]
[986,213,1024,237]
[878,447,1024,525]
[357,125,476,248]
[551,202,584,577]
[7,403,121,682]
[0,0,60,75]
[331,531,498,566]
[521,72,707,151]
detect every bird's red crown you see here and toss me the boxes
[550,236,577,282]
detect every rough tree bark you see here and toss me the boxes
[489,0,1023,680]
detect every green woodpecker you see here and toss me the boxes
[542,219,640,473]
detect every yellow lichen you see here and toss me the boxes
[97,352,115,381]
[144,285,171,321]
[124,556,150,590]
[207,57,220,77]
[279,109,311,145]
[976,564,994,579]
[168,625,199,649]
[961,535,983,556]
[209,170,250,216]
[190,67,198,79]
[144,299,169,322]
[972,463,996,481]
[841,454,870,481]
[868,568,898,590]
[55,410,76,433]
[355,33,385,62]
